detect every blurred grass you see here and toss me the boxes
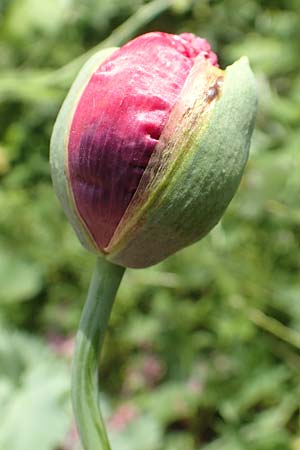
[0,0,300,449]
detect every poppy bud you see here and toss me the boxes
[50,32,257,268]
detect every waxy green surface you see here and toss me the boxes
[108,57,257,268]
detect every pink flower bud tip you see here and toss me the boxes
[68,32,218,250]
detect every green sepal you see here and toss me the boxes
[108,57,257,268]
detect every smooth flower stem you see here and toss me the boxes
[71,257,125,450]
[0,0,174,98]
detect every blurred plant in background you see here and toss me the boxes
[0,0,300,449]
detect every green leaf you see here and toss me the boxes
[0,250,43,303]
[0,327,70,450]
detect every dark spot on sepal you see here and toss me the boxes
[206,76,224,102]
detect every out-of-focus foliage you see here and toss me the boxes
[0,0,300,449]
[0,326,70,450]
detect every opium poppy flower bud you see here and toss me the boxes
[50,32,257,268]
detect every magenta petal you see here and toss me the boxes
[68,32,218,250]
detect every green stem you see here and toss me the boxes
[0,0,174,100]
[50,0,174,86]
[71,257,125,450]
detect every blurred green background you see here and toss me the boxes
[0,0,300,449]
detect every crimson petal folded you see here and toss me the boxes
[67,32,218,249]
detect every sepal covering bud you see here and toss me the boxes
[50,32,257,268]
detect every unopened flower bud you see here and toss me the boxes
[50,32,257,268]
